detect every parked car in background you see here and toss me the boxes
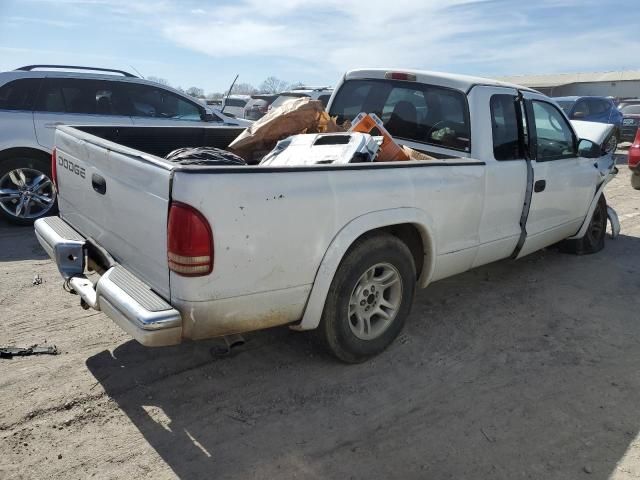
[627,127,640,190]
[617,98,640,110]
[618,104,640,142]
[269,86,334,112]
[244,94,278,121]
[0,65,249,225]
[554,96,622,139]
[221,94,250,119]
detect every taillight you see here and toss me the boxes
[629,129,640,169]
[384,71,417,81]
[51,148,58,190]
[167,202,213,276]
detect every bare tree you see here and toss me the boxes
[186,86,205,98]
[231,83,257,95]
[259,77,289,94]
[147,76,170,86]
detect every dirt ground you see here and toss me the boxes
[1,160,640,480]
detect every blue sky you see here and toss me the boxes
[0,0,636,94]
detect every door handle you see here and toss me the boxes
[92,174,107,195]
[534,179,546,193]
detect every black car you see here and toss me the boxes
[620,104,640,142]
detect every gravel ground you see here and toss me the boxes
[1,162,639,480]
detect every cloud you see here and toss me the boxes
[12,0,640,82]
[1,15,78,28]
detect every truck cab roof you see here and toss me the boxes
[344,69,537,94]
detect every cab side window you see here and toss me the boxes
[35,78,130,116]
[0,79,41,111]
[490,94,522,161]
[122,83,203,121]
[530,101,576,161]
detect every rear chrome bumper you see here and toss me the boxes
[34,216,182,347]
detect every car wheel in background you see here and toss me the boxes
[317,232,416,363]
[0,156,57,225]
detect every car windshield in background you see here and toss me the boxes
[225,98,248,107]
[622,105,640,115]
[270,93,308,110]
[556,101,575,115]
[329,79,471,151]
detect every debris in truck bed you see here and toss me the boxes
[228,97,343,163]
[165,147,246,166]
[260,132,382,166]
[349,112,409,162]
[0,344,58,359]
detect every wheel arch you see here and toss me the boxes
[293,207,436,331]
[0,146,51,164]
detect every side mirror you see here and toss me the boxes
[577,138,601,158]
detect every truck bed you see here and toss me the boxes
[75,125,246,159]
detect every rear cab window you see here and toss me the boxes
[329,79,470,152]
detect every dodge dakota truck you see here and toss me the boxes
[34,69,619,363]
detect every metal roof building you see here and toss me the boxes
[496,71,640,98]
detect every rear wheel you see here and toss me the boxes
[560,194,607,255]
[0,156,57,225]
[317,233,416,363]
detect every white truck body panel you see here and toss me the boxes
[55,128,173,299]
[41,68,618,347]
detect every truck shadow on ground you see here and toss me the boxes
[86,234,640,479]
[0,220,49,262]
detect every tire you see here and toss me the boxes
[632,172,640,191]
[560,194,607,255]
[317,232,416,363]
[0,156,57,225]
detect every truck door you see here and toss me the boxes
[467,86,529,267]
[517,92,598,258]
[33,77,133,150]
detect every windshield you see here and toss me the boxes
[555,101,575,115]
[328,79,471,151]
[622,105,640,115]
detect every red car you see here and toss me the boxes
[628,128,640,189]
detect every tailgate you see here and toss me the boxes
[54,127,172,300]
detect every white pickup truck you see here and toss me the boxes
[34,69,619,363]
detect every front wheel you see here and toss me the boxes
[560,194,607,255]
[317,233,416,363]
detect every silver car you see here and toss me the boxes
[0,64,248,224]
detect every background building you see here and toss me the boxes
[497,71,640,98]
